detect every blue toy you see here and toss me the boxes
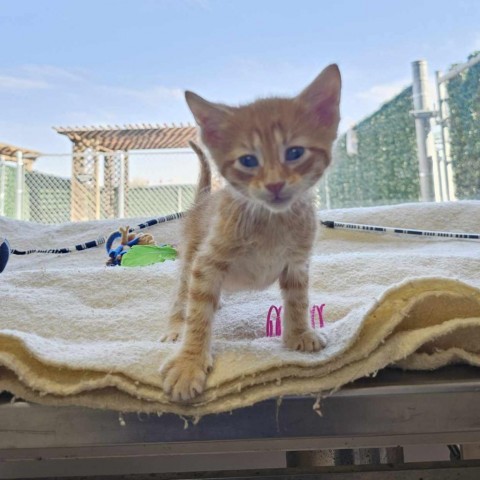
[105,229,143,266]
[0,238,10,273]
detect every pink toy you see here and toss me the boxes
[311,304,325,329]
[266,305,282,337]
[266,304,325,337]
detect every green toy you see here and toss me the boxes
[120,244,178,267]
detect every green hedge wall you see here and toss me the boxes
[318,86,419,209]
[446,52,480,200]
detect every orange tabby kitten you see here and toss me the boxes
[161,64,341,402]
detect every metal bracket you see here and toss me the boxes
[410,109,436,120]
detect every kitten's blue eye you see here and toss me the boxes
[239,155,259,168]
[285,146,305,161]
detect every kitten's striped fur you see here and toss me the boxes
[160,65,342,402]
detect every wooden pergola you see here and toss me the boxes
[54,124,197,221]
[0,142,40,171]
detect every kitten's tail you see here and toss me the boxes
[189,140,211,202]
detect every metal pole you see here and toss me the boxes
[177,186,183,212]
[435,71,451,201]
[117,151,125,219]
[411,60,435,202]
[15,151,24,220]
[435,70,457,201]
[0,155,5,216]
[324,172,331,210]
[95,152,102,220]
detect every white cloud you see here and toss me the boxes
[0,65,85,91]
[20,64,86,82]
[0,64,183,106]
[356,79,409,104]
[102,84,184,104]
[0,74,50,90]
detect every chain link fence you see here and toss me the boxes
[0,150,198,224]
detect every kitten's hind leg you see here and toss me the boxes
[280,263,326,352]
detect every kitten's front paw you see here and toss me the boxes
[160,352,213,402]
[283,329,326,352]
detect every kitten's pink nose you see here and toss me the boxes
[265,182,285,196]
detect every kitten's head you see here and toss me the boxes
[185,64,341,212]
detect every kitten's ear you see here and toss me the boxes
[298,64,341,128]
[185,91,232,147]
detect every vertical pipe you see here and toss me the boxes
[123,152,129,218]
[95,152,101,220]
[435,71,457,201]
[324,172,331,210]
[118,151,125,218]
[15,151,24,220]
[177,186,183,212]
[435,71,450,201]
[411,60,435,202]
[85,147,95,221]
[0,155,5,216]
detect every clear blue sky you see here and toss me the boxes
[0,0,479,181]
